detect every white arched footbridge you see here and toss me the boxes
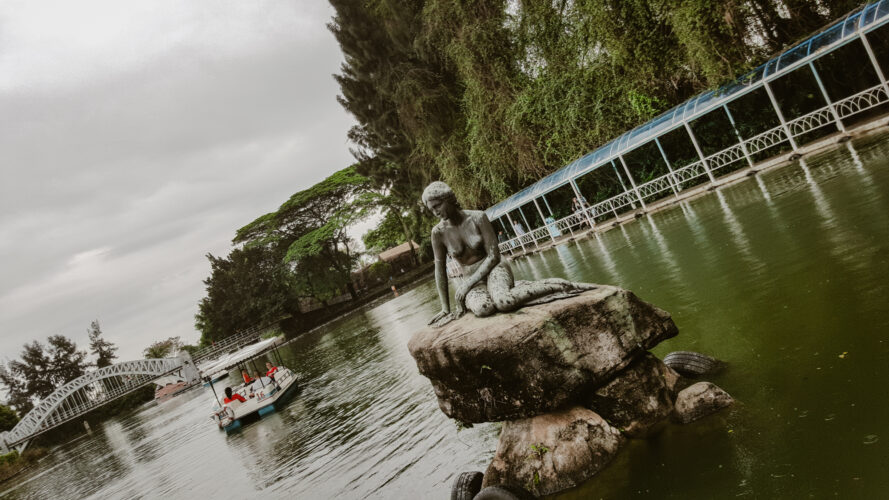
[0,352,199,452]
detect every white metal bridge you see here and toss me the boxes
[490,2,889,255]
[0,352,200,453]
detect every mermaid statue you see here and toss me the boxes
[423,181,596,326]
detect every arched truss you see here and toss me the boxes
[2,357,187,446]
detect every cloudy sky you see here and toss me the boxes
[0,1,359,361]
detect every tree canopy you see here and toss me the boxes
[235,165,375,299]
[194,245,298,344]
[88,320,118,368]
[0,335,89,415]
[329,0,862,208]
[0,404,19,432]
[362,209,408,254]
[143,337,184,359]
[196,166,386,343]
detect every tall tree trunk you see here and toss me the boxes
[324,244,358,300]
[393,208,418,266]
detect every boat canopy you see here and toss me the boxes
[197,337,283,379]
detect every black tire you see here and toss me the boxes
[664,351,723,376]
[473,485,535,500]
[452,471,484,500]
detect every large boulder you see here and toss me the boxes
[482,406,624,497]
[673,381,734,424]
[408,286,678,422]
[586,353,680,437]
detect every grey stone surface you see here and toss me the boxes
[673,381,734,424]
[482,406,624,497]
[587,353,680,437]
[408,286,678,422]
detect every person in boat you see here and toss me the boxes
[223,387,246,404]
[241,369,254,386]
[265,362,278,379]
[423,181,596,325]
[249,372,274,395]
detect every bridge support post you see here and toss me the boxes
[568,178,596,230]
[682,121,718,183]
[505,213,526,253]
[808,62,846,133]
[859,31,889,99]
[653,136,682,196]
[532,198,555,242]
[723,104,755,168]
[177,351,201,386]
[763,80,801,152]
[617,155,648,210]
[610,160,634,214]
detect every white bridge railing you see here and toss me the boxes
[497,82,889,255]
[0,353,199,451]
[192,323,279,364]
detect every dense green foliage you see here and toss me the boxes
[196,166,397,342]
[362,210,408,253]
[329,0,864,208]
[0,335,88,415]
[0,404,19,432]
[194,245,300,344]
[143,336,184,359]
[0,448,47,482]
[235,166,374,299]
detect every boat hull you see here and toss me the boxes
[218,369,299,434]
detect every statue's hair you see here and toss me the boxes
[422,181,460,208]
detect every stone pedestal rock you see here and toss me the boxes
[587,353,681,437]
[482,406,624,497]
[408,286,678,423]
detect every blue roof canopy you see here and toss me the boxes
[487,1,886,220]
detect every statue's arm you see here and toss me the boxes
[474,212,502,279]
[429,228,450,324]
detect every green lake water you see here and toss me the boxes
[3,133,889,499]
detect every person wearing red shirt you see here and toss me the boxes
[223,387,246,404]
[241,369,254,385]
[265,362,278,379]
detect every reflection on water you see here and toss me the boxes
[4,133,889,499]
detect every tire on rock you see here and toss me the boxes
[663,351,723,376]
[452,471,484,500]
[473,485,535,500]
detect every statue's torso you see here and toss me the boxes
[437,210,487,266]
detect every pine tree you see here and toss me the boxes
[88,320,118,368]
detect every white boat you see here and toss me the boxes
[210,367,299,433]
[202,336,300,433]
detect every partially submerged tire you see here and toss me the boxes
[664,351,723,376]
[473,485,534,500]
[451,471,484,500]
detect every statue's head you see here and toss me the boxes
[422,181,460,219]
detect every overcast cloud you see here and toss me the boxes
[0,1,359,361]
